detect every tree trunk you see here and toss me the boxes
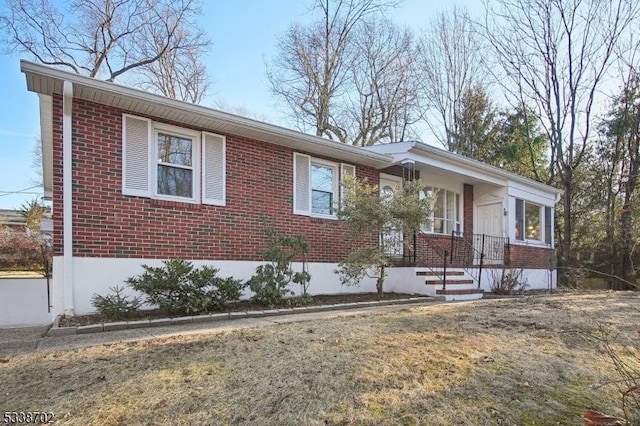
[376,277,384,300]
[559,175,573,286]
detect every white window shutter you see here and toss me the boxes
[202,132,226,206]
[122,115,151,196]
[340,163,356,204]
[293,153,311,215]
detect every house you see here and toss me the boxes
[20,60,561,317]
[0,209,27,230]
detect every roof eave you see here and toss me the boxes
[20,60,392,169]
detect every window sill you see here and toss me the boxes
[150,198,204,210]
[293,211,339,221]
[310,213,338,221]
[511,239,553,249]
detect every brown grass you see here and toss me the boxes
[2,291,640,425]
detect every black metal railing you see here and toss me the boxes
[401,231,510,290]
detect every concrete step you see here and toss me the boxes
[436,288,485,301]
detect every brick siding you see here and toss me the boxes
[463,184,473,235]
[52,95,379,262]
[507,244,556,269]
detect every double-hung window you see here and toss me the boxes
[293,153,353,218]
[311,163,335,215]
[122,114,226,206]
[156,131,195,199]
[515,199,552,244]
[421,187,461,234]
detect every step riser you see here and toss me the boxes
[443,293,484,301]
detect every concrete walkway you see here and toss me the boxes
[0,302,444,357]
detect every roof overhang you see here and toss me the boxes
[20,60,392,169]
[366,141,563,201]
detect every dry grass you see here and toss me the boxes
[2,291,640,425]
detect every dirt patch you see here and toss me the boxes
[2,290,639,425]
[59,292,422,327]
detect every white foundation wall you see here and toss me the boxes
[385,267,430,295]
[0,278,52,327]
[51,257,558,315]
[478,267,557,292]
[64,257,380,315]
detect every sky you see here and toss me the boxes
[0,0,474,210]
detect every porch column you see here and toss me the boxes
[463,183,474,235]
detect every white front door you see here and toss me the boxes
[476,202,504,264]
[477,202,503,237]
[380,175,403,257]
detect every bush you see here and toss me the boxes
[91,285,143,321]
[126,259,245,316]
[489,268,529,294]
[247,230,311,307]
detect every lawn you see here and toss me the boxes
[2,291,640,425]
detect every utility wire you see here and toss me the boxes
[0,185,43,197]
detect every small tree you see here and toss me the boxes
[336,176,433,298]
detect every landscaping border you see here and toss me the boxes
[48,296,443,336]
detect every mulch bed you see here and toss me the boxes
[58,292,422,327]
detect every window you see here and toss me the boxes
[293,153,352,217]
[122,114,226,206]
[311,163,334,215]
[421,187,460,234]
[515,199,552,244]
[156,132,194,199]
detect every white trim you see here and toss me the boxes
[201,131,226,206]
[62,80,74,316]
[365,141,562,197]
[152,123,201,204]
[420,187,462,235]
[512,197,553,247]
[379,173,402,187]
[122,113,152,197]
[310,158,339,218]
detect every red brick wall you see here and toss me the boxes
[507,244,556,269]
[463,184,473,234]
[51,96,379,262]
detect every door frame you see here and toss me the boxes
[379,173,403,257]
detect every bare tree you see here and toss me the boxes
[418,6,485,150]
[268,0,419,146]
[483,0,639,272]
[346,18,421,145]
[0,0,210,102]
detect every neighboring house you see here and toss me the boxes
[21,60,561,317]
[0,209,26,230]
[0,208,52,238]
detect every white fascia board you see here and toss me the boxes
[408,143,563,197]
[507,183,558,206]
[399,152,509,187]
[369,141,563,200]
[20,60,392,169]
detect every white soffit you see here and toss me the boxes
[366,141,563,197]
[21,61,392,169]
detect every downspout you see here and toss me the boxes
[62,80,74,316]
